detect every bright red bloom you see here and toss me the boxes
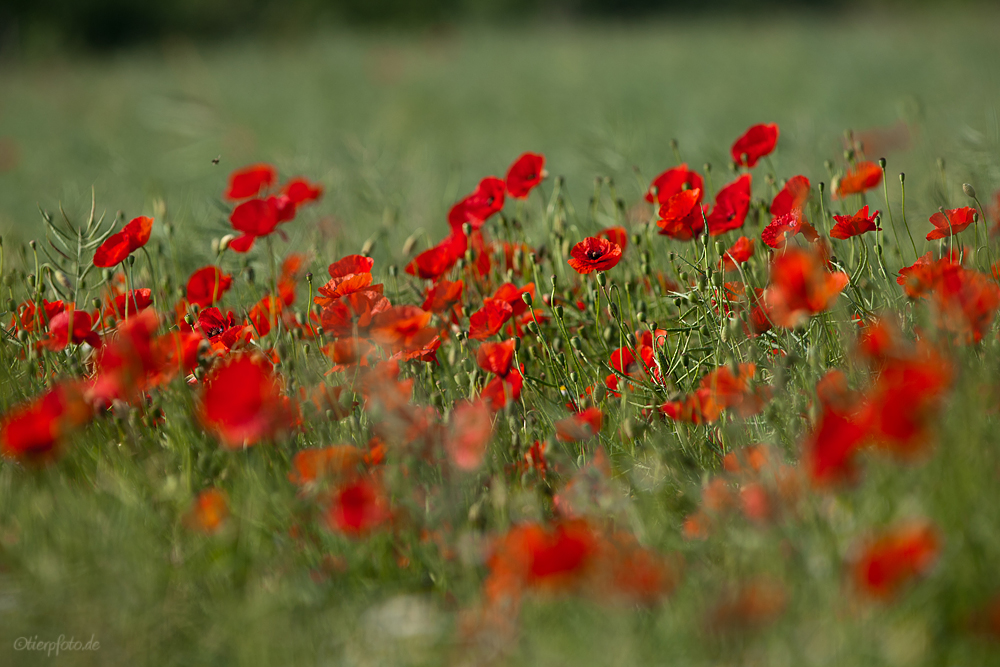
[487,520,599,596]
[505,152,546,199]
[327,477,390,537]
[567,237,622,275]
[248,294,283,338]
[661,363,766,424]
[645,164,704,205]
[406,234,464,281]
[926,206,976,240]
[199,354,294,448]
[803,393,867,488]
[0,383,92,462]
[319,287,391,339]
[225,163,277,200]
[760,211,819,249]
[40,308,101,350]
[196,307,250,352]
[852,520,941,599]
[422,279,464,316]
[106,288,153,320]
[831,205,881,240]
[763,246,849,328]
[186,266,233,308]
[555,407,603,442]
[929,265,1000,345]
[448,176,506,232]
[281,177,324,205]
[469,299,514,340]
[370,305,437,353]
[476,340,516,377]
[491,282,534,317]
[93,216,154,267]
[596,226,628,250]
[770,175,810,217]
[481,366,524,411]
[731,123,779,168]
[185,489,229,534]
[720,236,755,271]
[896,251,955,299]
[706,175,752,236]
[11,299,66,333]
[657,189,705,241]
[328,254,374,279]
[835,161,882,199]
[88,308,161,405]
[445,399,493,471]
[228,198,278,253]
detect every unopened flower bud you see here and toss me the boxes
[521,292,533,306]
[963,183,977,199]
[878,157,886,169]
[596,272,607,287]
[219,234,234,252]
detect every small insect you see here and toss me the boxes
[211,155,221,165]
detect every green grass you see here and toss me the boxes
[3,10,1000,667]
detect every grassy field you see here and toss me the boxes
[3,9,1000,667]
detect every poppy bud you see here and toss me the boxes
[963,183,977,199]
[878,157,887,169]
[521,292,533,306]
[194,367,206,381]
[27,273,35,288]
[570,336,582,351]
[513,337,521,351]
[673,297,682,308]
[632,233,642,247]
[569,371,578,384]
[92,298,102,311]
[29,240,36,250]
[16,330,27,342]
[211,238,221,255]
[593,384,607,404]
[387,264,398,278]
[596,272,607,287]
[361,239,375,256]
[637,311,646,323]
[627,332,637,347]
[609,303,619,318]
[555,305,564,319]
[899,173,905,184]
[679,271,689,283]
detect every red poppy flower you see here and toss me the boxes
[225,163,277,200]
[106,288,153,320]
[11,299,66,334]
[0,383,92,462]
[720,236,755,271]
[803,395,868,488]
[88,308,161,405]
[926,206,976,240]
[328,254,374,279]
[491,282,534,317]
[505,152,546,199]
[281,177,324,205]
[835,161,882,199]
[185,489,229,534]
[228,198,279,253]
[319,287,391,339]
[476,340,516,377]
[596,226,628,250]
[481,366,524,410]
[568,237,622,275]
[554,407,603,442]
[196,307,250,352]
[422,279,464,315]
[186,266,233,308]
[657,189,705,241]
[731,123,779,168]
[406,234,465,281]
[248,294,283,337]
[761,211,819,249]
[831,205,881,240]
[199,354,294,448]
[40,308,101,350]
[929,265,1000,345]
[851,520,941,599]
[327,477,390,536]
[706,175,752,236]
[469,299,514,340]
[445,399,493,470]
[896,251,954,299]
[763,246,849,328]
[645,164,704,205]
[93,216,154,267]
[370,305,436,352]
[770,175,810,217]
[448,176,506,232]
[487,520,599,595]
[150,330,203,384]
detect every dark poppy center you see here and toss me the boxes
[586,249,603,260]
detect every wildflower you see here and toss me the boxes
[925,206,976,240]
[761,211,819,249]
[656,189,705,241]
[706,175,752,236]
[185,489,229,534]
[186,266,233,308]
[567,237,622,274]
[326,477,390,537]
[228,198,279,253]
[831,205,881,240]
[646,164,704,205]
[93,216,154,267]
[422,279,464,316]
[720,236,755,271]
[770,175,810,217]
[281,177,323,205]
[199,354,295,448]
[596,225,628,250]
[763,246,849,328]
[851,520,941,599]
[106,288,153,321]
[505,152,546,199]
[445,399,493,470]
[731,123,779,168]
[554,407,603,442]
[469,299,514,340]
[405,233,465,281]
[448,176,506,232]
[476,340,516,377]
[0,383,92,462]
[224,163,277,200]
[835,161,882,199]
[40,308,101,350]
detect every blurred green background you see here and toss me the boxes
[1,5,999,266]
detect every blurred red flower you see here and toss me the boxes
[199,354,295,448]
[926,206,976,240]
[225,163,277,200]
[851,520,941,599]
[763,246,849,328]
[731,123,779,168]
[835,161,882,199]
[656,189,705,241]
[449,176,506,232]
[93,216,154,267]
[770,175,810,217]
